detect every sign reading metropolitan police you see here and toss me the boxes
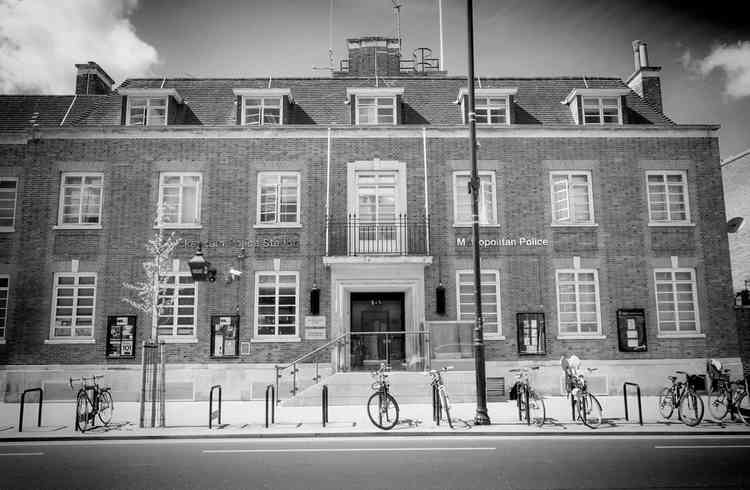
[456,236,550,248]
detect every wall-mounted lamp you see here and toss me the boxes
[188,243,217,282]
[436,281,446,315]
[310,282,321,315]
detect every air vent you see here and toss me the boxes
[486,377,506,402]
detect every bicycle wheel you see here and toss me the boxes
[581,393,602,429]
[658,387,675,419]
[367,391,399,430]
[76,391,92,432]
[439,389,453,429]
[678,390,704,427]
[707,386,729,421]
[529,392,546,426]
[98,390,113,426]
[736,393,750,425]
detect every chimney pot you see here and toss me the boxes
[627,40,663,114]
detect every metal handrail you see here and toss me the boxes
[275,333,348,402]
[19,388,43,432]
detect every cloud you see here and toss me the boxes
[0,0,158,94]
[690,41,750,99]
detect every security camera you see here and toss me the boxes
[229,268,243,278]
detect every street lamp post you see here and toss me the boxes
[465,0,491,425]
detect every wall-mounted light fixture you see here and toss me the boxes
[436,281,446,315]
[188,243,217,282]
[310,282,321,315]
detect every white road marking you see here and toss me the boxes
[655,445,750,449]
[203,447,496,454]
[0,452,44,457]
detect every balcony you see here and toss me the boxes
[326,215,429,256]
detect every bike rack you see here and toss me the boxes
[623,382,643,426]
[265,384,275,428]
[431,384,442,425]
[322,385,329,427]
[209,385,222,429]
[19,388,43,432]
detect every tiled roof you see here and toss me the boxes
[0,76,675,130]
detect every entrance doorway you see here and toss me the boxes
[350,292,405,371]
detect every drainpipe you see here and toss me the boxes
[325,127,332,255]
[422,127,430,255]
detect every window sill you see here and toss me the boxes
[53,225,102,231]
[0,227,15,233]
[251,336,302,343]
[453,224,500,228]
[44,339,96,344]
[153,224,203,230]
[159,337,199,344]
[657,333,705,339]
[253,224,302,229]
[550,223,598,228]
[484,335,506,341]
[556,335,606,340]
[648,222,695,228]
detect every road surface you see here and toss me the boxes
[1,435,749,489]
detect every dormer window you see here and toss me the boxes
[128,97,167,126]
[119,88,183,126]
[346,88,404,125]
[562,88,629,125]
[457,88,517,126]
[233,89,292,126]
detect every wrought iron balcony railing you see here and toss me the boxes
[327,214,429,256]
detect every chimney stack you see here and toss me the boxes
[344,36,402,77]
[75,61,114,95]
[626,40,663,113]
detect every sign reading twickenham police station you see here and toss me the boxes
[456,236,550,248]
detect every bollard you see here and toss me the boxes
[19,388,43,432]
[322,385,329,427]
[209,385,222,429]
[524,387,531,426]
[623,382,643,426]
[571,396,576,422]
[265,384,276,428]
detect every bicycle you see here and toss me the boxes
[707,360,750,423]
[509,365,546,426]
[425,366,454,428]
[561,356,602,429]
[657,370,704,426]
[69,375,113,432]
[367,363,399,430]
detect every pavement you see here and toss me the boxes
[2,395,750,441]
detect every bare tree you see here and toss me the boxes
[122,206,181,341]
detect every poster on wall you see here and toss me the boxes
[211,315,240,358]
[617,309,647,352]
[106,315,137,358]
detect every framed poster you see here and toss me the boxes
[210,315,240,358]
[617,309,647,352]
[517,312,546,355]
[106,315,137,358]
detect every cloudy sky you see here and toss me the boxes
[1,0,749,283]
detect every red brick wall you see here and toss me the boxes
[0,133,738,366]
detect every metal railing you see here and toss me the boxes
[209,385,222,429]
[19,388,43,432]
[275,333,348,404]
[623,382,643,426]
[327,215,428,256]
[349,331,430,372]
[425,321,475,361]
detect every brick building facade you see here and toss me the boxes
[0,38,740,401]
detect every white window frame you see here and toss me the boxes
[549,171,596,226]
[581,96,622,125]
[355,95,397,125]
[646,170,692,226]
[457,88,517,125]
[0,177,18,232]
[48,272,97,343]
[241,96,283,126]
[253,271,300,342]
[456,269,503,339]
[156,270,197,341]
[0,274,8,342]
[654,267,702,337]
[157,172,202,228]
[452,171,498,226]
[255,172,301,227]
[56,172,104,228]
[555,269,603,338]
[474,96,509,125]
[125,96,168,126]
